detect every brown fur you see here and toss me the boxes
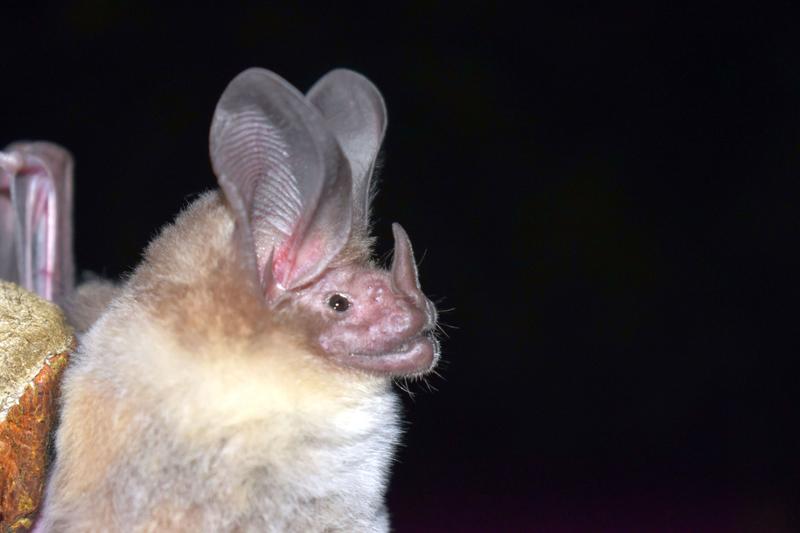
[62,279,119,332]
[40,192,397,532]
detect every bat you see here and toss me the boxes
[28,68,441,531]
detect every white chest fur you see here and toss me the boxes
[43,309,400,532]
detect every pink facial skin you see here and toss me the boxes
[288,224,439,377]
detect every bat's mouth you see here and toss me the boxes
[333,333,439,377]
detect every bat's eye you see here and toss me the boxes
[327,293,351,312]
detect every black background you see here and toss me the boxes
[2,3,798,531]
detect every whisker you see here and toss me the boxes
[416,248,428,267]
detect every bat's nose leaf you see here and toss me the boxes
[390,223,424,305]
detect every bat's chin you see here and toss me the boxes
[330,334,439,377]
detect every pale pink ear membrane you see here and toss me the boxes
[210,68,388,300]
[307,69,387,233]
[0,142,73,303]
[209,68,353,298]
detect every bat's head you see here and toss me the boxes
[277,223,439,376]
[208,68,439,377]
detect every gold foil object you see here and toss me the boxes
[0,281,72,418]
[0,281,74,531]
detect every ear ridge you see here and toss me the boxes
[210,68,353,294]
[307,69,387,232]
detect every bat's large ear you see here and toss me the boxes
[307,69,386,232]
[0,142,73,303]
[210,68,353,299]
